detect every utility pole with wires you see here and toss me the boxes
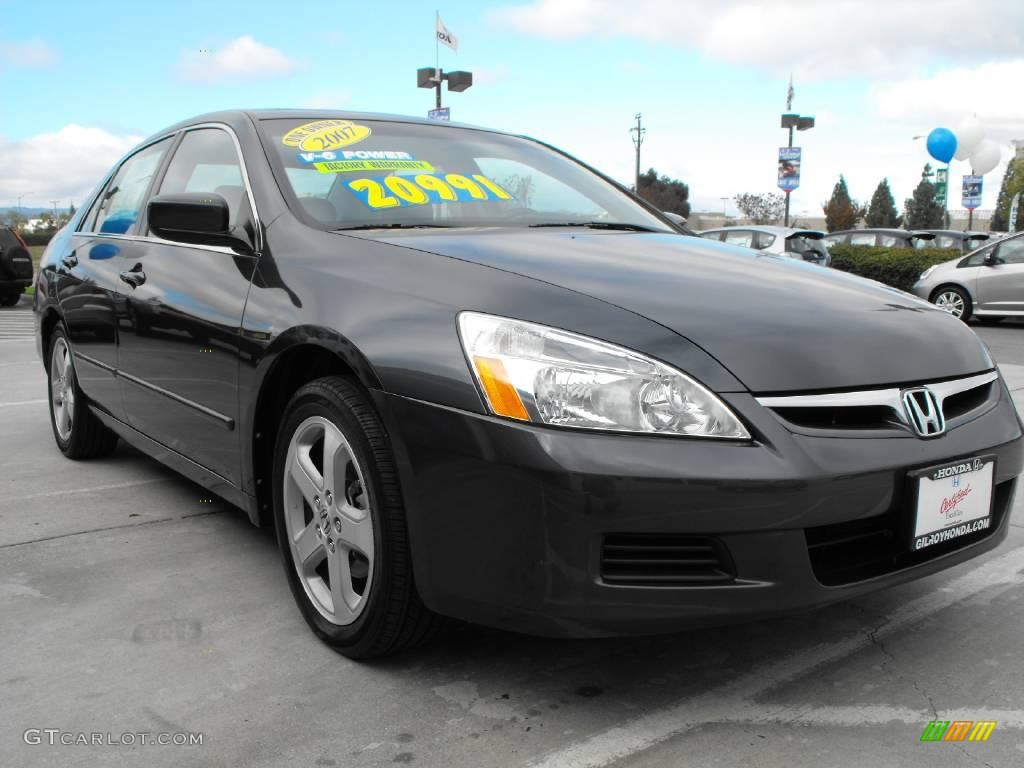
[50,200,59,217]
[631,113,646,194]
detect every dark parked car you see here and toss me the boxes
[918,230,991,252]
[35,111,1023,658]
[824,229,936,249]
[0,226,33,305]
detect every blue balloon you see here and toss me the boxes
[926,128,958,164]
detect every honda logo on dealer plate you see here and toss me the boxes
[902,388,946,437]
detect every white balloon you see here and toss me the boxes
[955,116,985,160]
[970,139,1002,175]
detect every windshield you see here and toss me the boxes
[260,117,671,231]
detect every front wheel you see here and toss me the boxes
[273,376,443,659]
[931,286,972,322]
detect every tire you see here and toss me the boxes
[0,291,21,307]
[272,376,443,659]
[47,328,118,459]
[930,285,972,322]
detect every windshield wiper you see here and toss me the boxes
[528,221,660,232]
[333,223,454,232]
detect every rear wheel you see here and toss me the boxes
[47,329,118,458]
[931,286,972,322]
[273,376,443,659]
[0,291,21,307]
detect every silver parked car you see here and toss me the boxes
[912,231,1024,322]
[698,225,831,266]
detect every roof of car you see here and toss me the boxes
[827,228,934,238]
[919,230,990,238]
[698,225,824,236]
[147,109,503,143]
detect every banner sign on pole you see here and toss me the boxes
[934,167,948,206]
[1009,192,1021,232]
[777,147,801,191]
[961,175,983,210]
[428,107,450,121]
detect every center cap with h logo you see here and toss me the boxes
[901,387,945,437]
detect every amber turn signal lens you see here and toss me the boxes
[472,356,530,421]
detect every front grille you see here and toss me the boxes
[601,534,735,586]
[772,405,898,431]
[805,479,1013,586]
[943,382,993,420]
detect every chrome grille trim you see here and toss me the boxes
[755,370,998,430]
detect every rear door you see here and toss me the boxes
[57,138,172,420]
[975,236,1024,314]
[116,125,259,485]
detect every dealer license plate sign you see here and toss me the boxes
[912,456,994,551]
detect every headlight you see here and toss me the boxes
[457,312,750,439]
[919,266,936,281]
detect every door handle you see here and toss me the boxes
[119,264,146,288]
[60,252,78,269]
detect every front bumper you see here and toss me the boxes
[372,377,1022,638]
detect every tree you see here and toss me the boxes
[865,178,901,228]
[637,168,691,218]
[990,155,1024,232]
[903,167,946,229]
[821,175,861,232]
[732,192,784,224]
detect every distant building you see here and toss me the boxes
[22,218,49,233]
[1013,139,1024,160]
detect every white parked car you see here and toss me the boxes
[698,226,831,266]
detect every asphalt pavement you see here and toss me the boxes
[2,307,1023,768]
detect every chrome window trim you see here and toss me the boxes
[77,122,262,255]
[756,370,999,428]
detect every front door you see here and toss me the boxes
[975,237,1024,314]
[116,127,259,485]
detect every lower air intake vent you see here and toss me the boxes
[601,534,735,586]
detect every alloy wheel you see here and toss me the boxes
[282,416,374,625]
[50,337,75,441]
[934,290,965,318]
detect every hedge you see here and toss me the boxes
[17,230,57,247]
[828,245,960,293]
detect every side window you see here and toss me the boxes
[699,230,723,241]
[92,139,171,235]
[155,128,245,227]
[878,234,899,247]
[996,238,1024,265]
[823,235,842,248]
[850,233,877,246]
[753,232,776,249]
[723,230,753,248]
[961,243,996,267]
[76,180,111,233]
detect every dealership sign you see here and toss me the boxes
[961,175,983,210]
[777,147,801,192]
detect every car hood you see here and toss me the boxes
[346,228,992,393]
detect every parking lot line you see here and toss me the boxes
[530,544,1024,768]
[3,477,171,502]
[0,399,47,407]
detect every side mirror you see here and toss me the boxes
[983,251,999,266]
[148,193,254,254]
[662,211,687,226]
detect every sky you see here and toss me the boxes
[1,0,1022,219]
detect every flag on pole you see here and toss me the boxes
[436,13,458,52]
[786,74,794,111]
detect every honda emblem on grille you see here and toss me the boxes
[901,387,945,437]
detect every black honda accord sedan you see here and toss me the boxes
[35,110,1022,658]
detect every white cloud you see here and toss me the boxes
[488,0,1024,78]
[302,89,352,109]
[0,125,141,207]
[875,60,1024,134]
[474,65,510,86]
[0,38,59,68]
[177,36,301,83]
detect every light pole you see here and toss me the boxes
[779,114,814,227]
[630,113,645,193]
[416,67,472,117]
